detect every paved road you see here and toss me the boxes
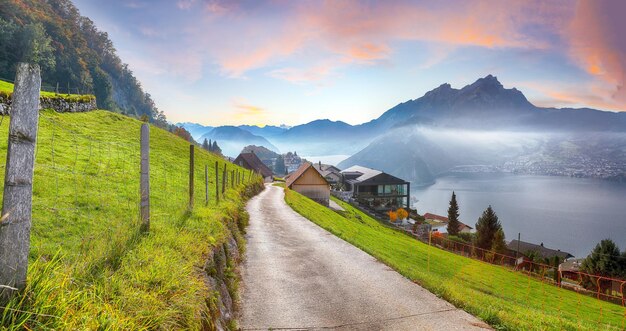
[240,185,490,330]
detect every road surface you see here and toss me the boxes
[240,185,490,330]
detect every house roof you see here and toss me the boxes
[424,213,473,231]
[234,152,273,178]
[507,240,574,260]
[286,162,329,188]
[341,165,381,182]
[341,165,408,186]
[313,162,341,177]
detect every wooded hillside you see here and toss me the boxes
[0,0,166,125]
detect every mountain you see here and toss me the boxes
[0,0,166,125]
[238,125,288,138]
[177,122,214,141]
[339,75,626,183]
[199,126,279,157]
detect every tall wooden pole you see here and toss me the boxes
[189,144,194,209]
[140,123,150,232]
[204,164,208,206]
[215,161,219,204]
[0,63,41,301]
[222,164,227,194]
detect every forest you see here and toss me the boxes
[0,0,167,126]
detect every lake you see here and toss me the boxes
[411,173,626,258]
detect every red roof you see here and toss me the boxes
[234,153,273,178]
[423,213,449,222]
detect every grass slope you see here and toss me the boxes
[0,110,262,329]
[284,189,626,330]
[0,79,95,102]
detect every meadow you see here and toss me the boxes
[0,110,262,329]
[284,188,626,330]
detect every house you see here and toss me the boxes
[233,152,274,182]
[286,162,330,206]
[506,240,574,261]
[313,161,342,186]
[340,165,410,210]
[423,213,473,234]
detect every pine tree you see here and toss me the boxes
[208,139,212,151]
[202,138,210,151]
[447,191,460,235]
[475,205,502,250]
[491,228,507,253]
[212,141,222,155]
[274,154,286,175]
[581,239,624,277]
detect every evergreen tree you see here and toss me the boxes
[474,205,502,250]
[212,141,222,155]
[446,191,460,235]
[274,154,286,175]
[491,228,507,253]
[202,138,210,151]
[581,239,625,278]
[208,139,212,151]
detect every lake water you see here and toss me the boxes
[411,173,626,258]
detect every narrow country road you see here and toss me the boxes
[241,185,490,330]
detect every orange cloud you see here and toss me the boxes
[567,0,626,107]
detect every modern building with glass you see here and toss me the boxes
[340,165,410,210]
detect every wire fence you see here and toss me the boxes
[374,215,626,329]
[0,76,90,95]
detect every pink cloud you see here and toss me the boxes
[567,0,626,107]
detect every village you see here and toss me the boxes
[230,147,603,294]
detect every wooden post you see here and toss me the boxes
[222,164,227,194]
[140,123,150,232]
[243,172,246,183]
[189,145,194,209]
[0,63,41,301]
[205,164,208,206]
[231,170,234,188]
[215,161,219,204]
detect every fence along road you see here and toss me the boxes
[241,184,490,330]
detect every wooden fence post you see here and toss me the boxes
[231,170,234,188]
[0,63,41,301]
[189,145,194,209]
[222,164,227,194]
[140,123,150,232]
[205,164,208,206]
[214,161,219,204]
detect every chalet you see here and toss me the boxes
[313,161,342,186]
[286,162,330,206]
[234,152,274,182]
[507,240,574,261]
[423,212,473,234]
[340,165,410,211]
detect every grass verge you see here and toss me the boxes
[0,79,95,103]
[284,188,626,330]
[0,110,263,329]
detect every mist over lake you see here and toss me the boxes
[411,173,626,258]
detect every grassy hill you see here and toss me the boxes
[284,189,625,330]
[0,110,262,329]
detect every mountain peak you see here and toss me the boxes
[470,74,503,89]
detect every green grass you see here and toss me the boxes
[0,110,263,329]
[0,79,95,102]
[284,188,626,330]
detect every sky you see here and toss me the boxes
[72,0,626,127]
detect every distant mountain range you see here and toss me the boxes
[198,126,279,157]
[179,75,626,184]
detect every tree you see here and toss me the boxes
[274,154,286,175]
[491,228,507,254]
[388,210,398,223]
[173,126,192,142]
[474,205,502,250]
[396,208,408,221]
[211,141,222,155]
[16,23,56,71]
[581,239,624,277]
[447,191,460,235]
[202,138,210,151]
[208,139,212,151]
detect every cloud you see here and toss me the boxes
[567,0,626,107]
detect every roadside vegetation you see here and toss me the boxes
[0,110,262,329]
[284,188,626,330]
